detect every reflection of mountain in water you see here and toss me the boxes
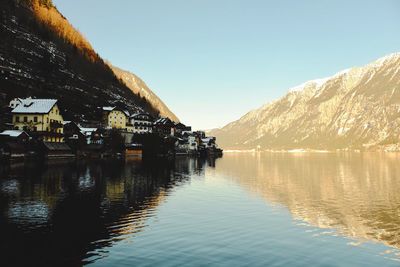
[0,158,209,266]
[216,153,400,249]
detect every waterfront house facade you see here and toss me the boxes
[102,107,133,131]
[0,130,30,143]
[174,122,191,135]
[130,113,154,134]
[11,98,64,142]
[154,117,175,136]
[79,126,103,144]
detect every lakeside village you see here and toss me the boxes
[0,97,222,163]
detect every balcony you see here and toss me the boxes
[50,121,63,129]
[18,120,41,125]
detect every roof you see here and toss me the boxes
[102,106,115,111]
[202,137,215,143]
[12,99,58,114]
[9,98,24,103]
[154,117,173,125]
[103,106,130,117]
[0,130,28,137]
[79,127,98,136]
[125,143,143,149]
[42,142,71,151]
[130,112,153,119]
[79,127,97,132]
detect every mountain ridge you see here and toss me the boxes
[210,52,400,150]
[0,0,177,123]
[108,64,179,122]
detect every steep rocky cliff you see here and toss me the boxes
[0,0,176,123]
[210,53,400,150]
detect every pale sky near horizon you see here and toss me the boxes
[53,0,400,130]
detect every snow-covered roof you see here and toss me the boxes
[102,106,115,111]
[201,137,215,143]
[79,127,98,136]
[154,117,173,125]
[12,99,57,114]
[103,106,129,117]
[130,112,152,119]
[0,130,27,137]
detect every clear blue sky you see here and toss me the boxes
[53,0,400,130]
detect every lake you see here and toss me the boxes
[1,152,400,266]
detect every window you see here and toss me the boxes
[34,116,38,122]
[33,126,37,132]
[15,116,20,122]
[23,116,27,122]
[47,117,49,123]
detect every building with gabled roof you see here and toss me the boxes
[0,130,30,143]
[11,98,64,143]
[154,117,176,136]
[12,98,58,114]
[102,106,132,132]
[130,112,154,134]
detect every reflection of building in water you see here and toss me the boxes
[1,165,66,226]
[0,158,204,266]
[216,153,400,250]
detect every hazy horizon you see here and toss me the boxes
[53,0,400,130]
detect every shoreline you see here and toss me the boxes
[223,148,400,153]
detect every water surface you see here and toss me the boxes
[1,153,400,266]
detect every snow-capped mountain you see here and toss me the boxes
[210,53,400,150]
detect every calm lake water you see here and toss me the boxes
[1,153,400,266]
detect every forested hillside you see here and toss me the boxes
[0,0,161,123]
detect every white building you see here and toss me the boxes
[201,137,217,148]
[130,113,154,134]
[79,126,102,144]
[187,136,198,151]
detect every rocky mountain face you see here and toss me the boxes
[0,0,176,123]
[109,64,179,122]
[210,53,400,150]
